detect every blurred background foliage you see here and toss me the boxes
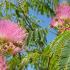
[0,0,70,70]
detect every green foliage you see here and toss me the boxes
[27,28,48,49]
[18,0,59,16]
[8,55,21,70]
[59,39,70,70]
[17,31,70,70]
[1,0,70,70]
[45,31,70,70]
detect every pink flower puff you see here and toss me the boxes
[56,4,70,20]
[50,17,64,28]
[0,19,27,43]
[50,3,70,30]
[0,19,27,55]
[0,54,7,70]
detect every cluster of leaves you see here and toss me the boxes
[8,31,70,70]
[20,31,70,70]
[18,0,59,16]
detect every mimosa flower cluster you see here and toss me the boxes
[50,4,70,31]
[0,19,27,70]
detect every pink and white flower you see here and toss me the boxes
[0,19,27,70]
[50,3,70,31]
[50,17,64,28]
[56,4,70,20]
[0,54,7,70]
[0,19,27,43]
[0,19,27,54]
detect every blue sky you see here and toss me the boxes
[29,9,57,43]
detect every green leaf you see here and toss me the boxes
[44,31,70,70]
[59,38,70,70]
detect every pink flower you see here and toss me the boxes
[50,17,64,28]
[50,3,70,31]
[12,47,21,55]
[56,4,70,20]
[0,54,7,70]
[0,19,27,43]
[0,19,27,55]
